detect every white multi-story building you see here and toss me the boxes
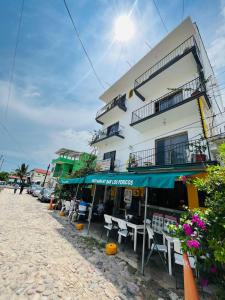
[91,18,222,174]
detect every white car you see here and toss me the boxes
[32,186,43,197]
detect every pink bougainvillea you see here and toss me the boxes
[183,223,193,236]
[187,239,200,249]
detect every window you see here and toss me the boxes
[107,122,119,136]
[155,133,188,165]
[103,151,116,171]
[155,91,183,113]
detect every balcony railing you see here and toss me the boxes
[131,77,204,125]
[96,94,126,119]
[134,36,201,88]
[128,139,211,168]
[90,126,124,145]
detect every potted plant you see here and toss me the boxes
[189,140,207,163]
[129,154,138,168]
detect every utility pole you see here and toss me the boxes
[0,156,4,171]
[42,164,50,187]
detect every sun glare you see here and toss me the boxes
[114,15,135,42]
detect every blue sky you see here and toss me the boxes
[0,0,225,172]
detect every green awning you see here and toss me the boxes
[59,177,85,185]
[84,173,151,187]
[149,171,200,189]
[60,171,202,188]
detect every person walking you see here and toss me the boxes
[19,182,24,195]
[14,183,19,194]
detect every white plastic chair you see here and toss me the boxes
[117,219,132,244]
[101,214,114,240]
[146,226,168,270]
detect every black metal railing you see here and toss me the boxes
[90,126,124,144]
[134,36,200,88]
[128,138,210,168]
[96,94,126,119]
[131,77,204,124]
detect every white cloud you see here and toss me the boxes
[208,0,225,70]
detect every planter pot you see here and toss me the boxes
[183,253,200,300]
[191,153,206,163]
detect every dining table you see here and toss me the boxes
[111,216,145,252]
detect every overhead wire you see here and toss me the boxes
[4,0,25,121]
[181,0,184,21]
[152,0,168,33]
[62,0,105,89]
[101,110,225,156]
[0,120,24,153]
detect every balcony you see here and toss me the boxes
[128,138,213,171]
[96,94,127,125]
[90,125,124,145]
[131,77,209,130]
[134,36,202,101]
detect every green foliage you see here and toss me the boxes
[193,164,225,263]
[15,163,29,182]
[0,171,9,181]
[68,153,96,178]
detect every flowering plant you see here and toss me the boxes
[169,209,208,256]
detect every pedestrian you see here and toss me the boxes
[14,183,19,194]
[19,182,24,194]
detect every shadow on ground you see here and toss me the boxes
[49,209,185,300]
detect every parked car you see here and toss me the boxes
[27,184,39,194]
[32,186,43,197]
[40,188,55,203]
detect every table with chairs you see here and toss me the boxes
[102,214,145,252]
[102,212,194,278]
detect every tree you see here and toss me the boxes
[67,153,96,178]
[0,171,9,181]
[15,163,29,183]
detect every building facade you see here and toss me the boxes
[51,148,95,180]
[28,168,51,185]
[92,18,222,176]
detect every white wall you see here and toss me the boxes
[95,18,216,171]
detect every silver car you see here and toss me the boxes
[32,186,43,197]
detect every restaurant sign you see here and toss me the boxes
[91,178,134,186]
[96,159,111,171]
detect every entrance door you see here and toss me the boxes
[155,133,188,165]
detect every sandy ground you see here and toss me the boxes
[0,189,148,300]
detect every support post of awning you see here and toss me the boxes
[103,185,107,203]
[141,187,148,275]
[75,183,80,198]
[87,184,96,235]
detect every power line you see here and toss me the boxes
[181,0,184,21]
[152,0,168,33]
[118,118,225,169]
[63,0,105,90]
[0,121,24,152]
[4,0,25,121]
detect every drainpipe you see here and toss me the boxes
[197,97,211,161]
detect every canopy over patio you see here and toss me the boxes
[60,170,201,188]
